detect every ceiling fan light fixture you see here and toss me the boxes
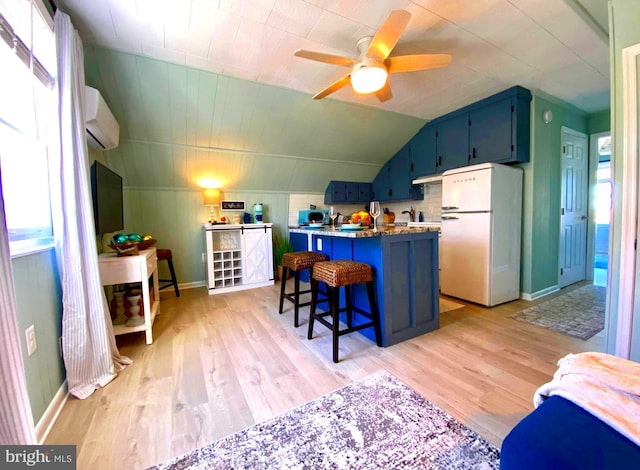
[351,64,387,94]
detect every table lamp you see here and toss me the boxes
[203,188,221,223]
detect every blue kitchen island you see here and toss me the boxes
[289,226,440,347]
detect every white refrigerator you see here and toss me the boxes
[440,163,523,307]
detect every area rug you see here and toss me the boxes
[440,298,465,313]
[510,284,606,340]
[149,370,499,470]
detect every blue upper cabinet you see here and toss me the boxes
[389,143,411,200]
[435,114,470,172]
[372,161,389,201]
[371,144,422,202]
[469,97,516,164]
[410,85,532,178]
[369,86,531,199]
[358,182,372,202]
[441,86,531,169]
[325,180,372,204]
[410,125,437,179]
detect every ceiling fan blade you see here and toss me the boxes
[375,81,393,102]
[313,74,352,100]
[367,10,411,60]
[385,54,452,73]
[294,50,357,68]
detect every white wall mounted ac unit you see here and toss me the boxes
[85,86,119,150]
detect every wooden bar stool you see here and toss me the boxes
[279,251,328,327]
[308,260,382,363]
[157,248,180,297]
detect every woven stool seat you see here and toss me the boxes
[279,251,328,327]
[308,260,381,363]
[312,260,373,287]
[282,251,328,272]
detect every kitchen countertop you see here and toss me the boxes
[289,225,439,238]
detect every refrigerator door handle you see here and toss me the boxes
[442,206,459,211]
[442,215,459,220]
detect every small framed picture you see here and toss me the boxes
[221,201,246,211]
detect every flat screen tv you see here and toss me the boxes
[90,161,123,234]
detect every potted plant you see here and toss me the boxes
[273,234,294,281]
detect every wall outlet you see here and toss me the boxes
[202,253,206,263]
[25,325,37,356]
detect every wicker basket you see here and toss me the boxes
[109,239,157,256]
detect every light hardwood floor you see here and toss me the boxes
[46,281,603,469]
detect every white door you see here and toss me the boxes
[559,127,588,288]
[242,227,274,284]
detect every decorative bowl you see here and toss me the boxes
[341,223,362,229]
[308,223,324,228]
[109,238,157,256]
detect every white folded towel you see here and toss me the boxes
[534,352,640,446]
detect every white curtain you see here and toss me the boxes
[52,11,131,399]
[0,179,37,444]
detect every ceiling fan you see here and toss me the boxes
[294,10,452,102]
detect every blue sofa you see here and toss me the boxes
[501,395,640,469]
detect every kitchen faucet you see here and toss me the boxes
[402,206,415,222]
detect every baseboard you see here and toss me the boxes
[179,281,206,290]
[36,381,68,444]
[521,285,560,301]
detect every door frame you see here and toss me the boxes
[559,126,589,288]
[588,131,611,282]
[614,42,640,358]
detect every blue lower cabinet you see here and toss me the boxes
[290,232,311,282]
[310,232,439,346]
[290,232,309,252]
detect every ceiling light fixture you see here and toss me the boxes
[351,63,387,94]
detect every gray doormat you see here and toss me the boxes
[510,284,606,340]
[148,370,499,469]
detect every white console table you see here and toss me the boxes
[98,247,160,344]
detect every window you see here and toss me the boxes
[0,0,57,257]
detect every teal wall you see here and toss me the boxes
[122,188,290,284]
[83,45,424,195]
[608,0,640,358]
[84,43,615,292]
[11,249,64,424]
[520,93,588,296]
[83,44,426,286]
[588,109,611,134]
[120,90,598,291]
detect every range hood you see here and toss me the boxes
[412,173,443,185]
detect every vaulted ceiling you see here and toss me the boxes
[56,0,611,192]
[58,0,609,119]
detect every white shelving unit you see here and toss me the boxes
[212,249,243,289]
[205,224,274,294]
